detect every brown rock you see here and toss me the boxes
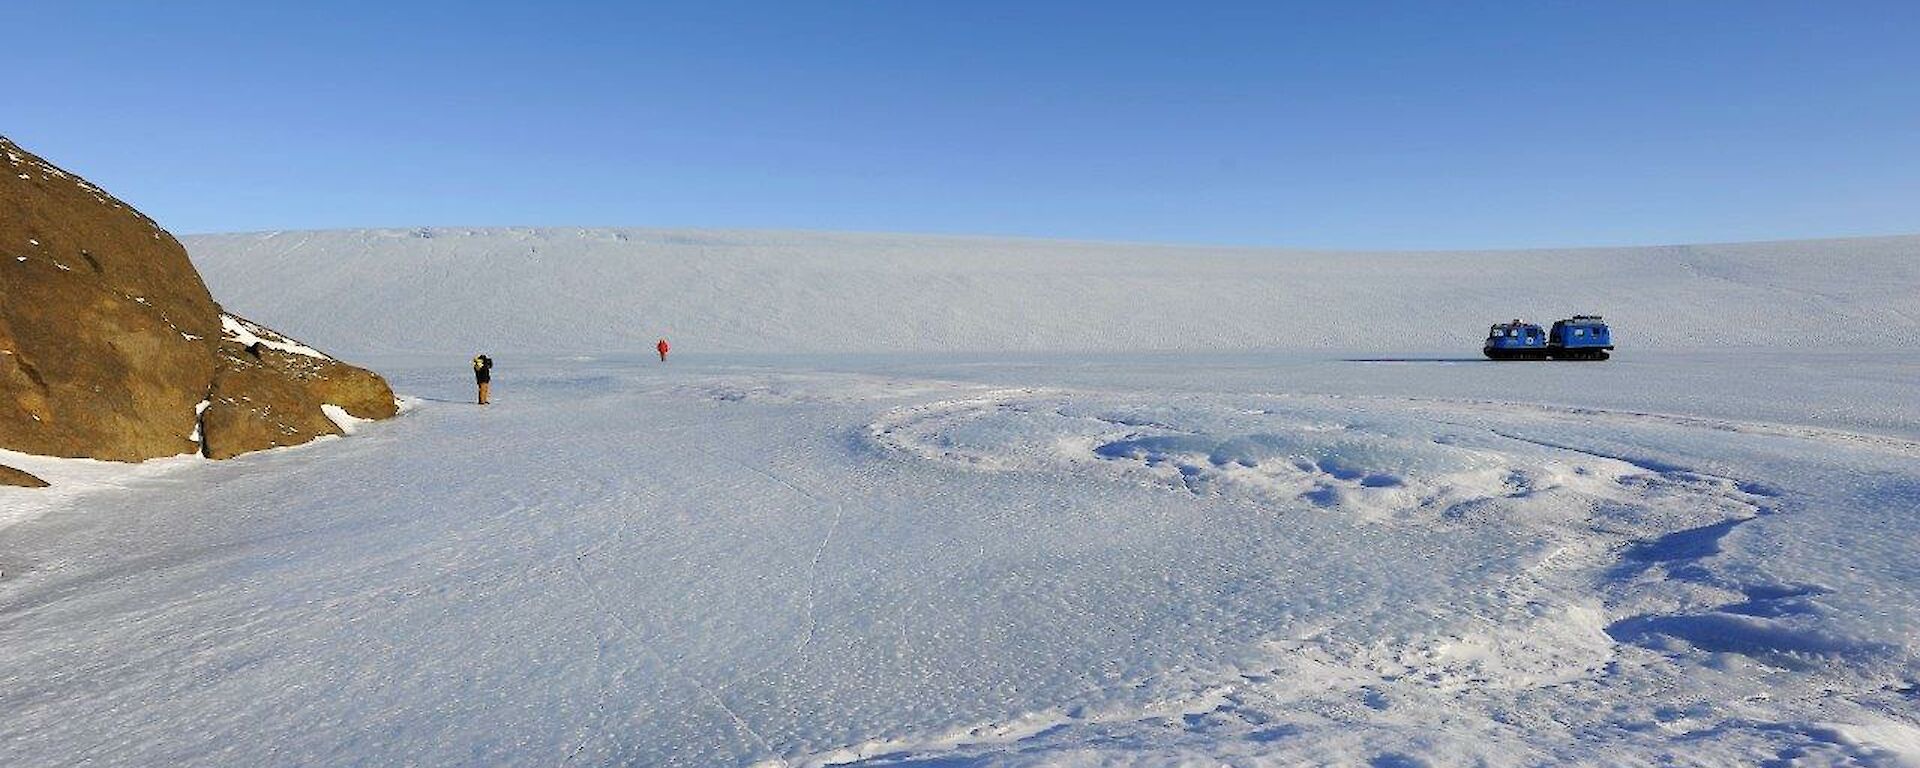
[0,464,48,488]
[199,316,398,460]
[1,137,219,460]
[1,135,397,463]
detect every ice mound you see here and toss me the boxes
[867,391,1732,528]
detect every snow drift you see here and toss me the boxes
[182,228,1920,357]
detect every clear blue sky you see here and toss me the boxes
[11,1,1918,249]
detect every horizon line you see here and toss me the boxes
[174,223,1920,257]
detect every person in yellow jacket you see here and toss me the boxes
[473,354,493,405]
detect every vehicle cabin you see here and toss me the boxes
[1483,319,1548,359]
[1549,315,1612,349]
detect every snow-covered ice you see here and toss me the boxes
[2,229,1918,765]
[3,348,1916,766]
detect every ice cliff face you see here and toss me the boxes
[0,136,396,476]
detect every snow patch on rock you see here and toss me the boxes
[220,313,330,359]
[320,403,369,435]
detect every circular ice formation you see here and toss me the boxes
[867,390,1748,527]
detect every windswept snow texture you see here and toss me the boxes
[6,229,1920,764]
[182,228,1920,355]
[3,353,1918,766]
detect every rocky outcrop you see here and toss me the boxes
[199,315,398,460]
[1,138,220,461]
[1,136,396,465]
[0,464,48,488]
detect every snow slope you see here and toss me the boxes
[182,228,1920,356]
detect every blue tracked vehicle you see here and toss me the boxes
[1547,315,1613,360]
[1483,315,1614,360]
[1483,319,1549,360]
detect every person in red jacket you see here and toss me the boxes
[656,338,670,362]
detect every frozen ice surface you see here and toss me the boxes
[8,212,1920,767]
[3,351,1917,766]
